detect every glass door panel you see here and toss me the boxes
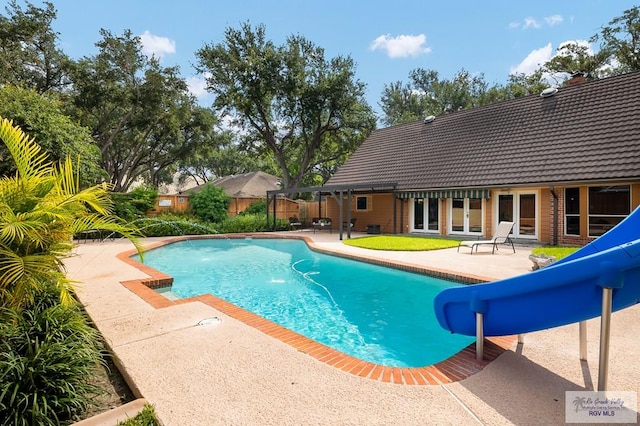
[427,198,439,231]
[413,198,424,230]
[519,194,536,236]
[498,194,514,222]
[468,198,482,233]
[451,198,464,232]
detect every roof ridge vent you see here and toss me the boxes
[540,87,558,98]
[423,115,436,123]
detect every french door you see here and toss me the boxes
[496,191,537,238]
[449,198,483,235]
[411,198,439,233]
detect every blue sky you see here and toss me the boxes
[17,1,639,116]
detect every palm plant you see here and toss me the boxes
[0,117,143,308]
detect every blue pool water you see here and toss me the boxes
[137,238,474,367]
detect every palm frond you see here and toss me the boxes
[0,117,49,180]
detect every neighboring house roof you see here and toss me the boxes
[157,173,200,195]
[327,71,640,192]
[189,171,282,198]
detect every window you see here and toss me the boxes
[588,185,630,237]
[355,196,371,211]
[564,188,580,236]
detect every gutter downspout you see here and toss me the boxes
[550,186,558,246]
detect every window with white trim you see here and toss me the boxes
[588,185,630,237]
[564,188,580,236]
[355,196,371,212]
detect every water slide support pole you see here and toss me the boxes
[579,321,587,361]
[476,312,484,360]
[597,287,613,391]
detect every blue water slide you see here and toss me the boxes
[434,207,640,337]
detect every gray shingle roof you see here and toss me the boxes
[327,72,640,191]
[189,171,281,198]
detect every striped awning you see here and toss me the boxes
[397,189,490,199]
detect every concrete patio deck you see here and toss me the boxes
[65,232,640,425]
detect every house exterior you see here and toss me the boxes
[323,71,640,245]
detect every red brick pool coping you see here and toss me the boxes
[116,234,516,385]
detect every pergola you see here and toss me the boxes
[266,182,398,240]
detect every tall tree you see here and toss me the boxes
[195,22,376,191]
[0,1,71,92]
[178,129,274,184]
[68,29,210,191]
[379,81,424,127]
[542,41,613,80]
[592,6,640,74]
[0,85,104,185]
[380,69,508,127]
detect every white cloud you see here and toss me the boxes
[139,30,176,59]
[510,15,563,30]
[545,14,563,27]
[510,43,553,75]
[186,75,209,98]
[370,34,431,58]
[523,17,541,29]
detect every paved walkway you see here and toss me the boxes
[65,232,640,425]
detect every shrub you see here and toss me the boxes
[112,186,159,221]
[0,117,143,308]
[0,284,104,425]
[218,214,289,233]
[132,215,217,237]
[240,200,267,215]
[189,185,230,223]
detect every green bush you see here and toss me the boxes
[240,200,267,215]
[189,185,230,223]
[112,187,158,221]
[217,214,289,233]
[132,215,217,237]
[0,284,104,425]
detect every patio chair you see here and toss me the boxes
[288,216,302,230]
[342,218,357,230]
[312,217,332,234]
[457,221,515,254]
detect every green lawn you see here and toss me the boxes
[344,236,584,258]
[530,246,580,260]
[342,235,460,251]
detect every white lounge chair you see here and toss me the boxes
[457,221,515,254]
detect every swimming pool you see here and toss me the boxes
[137,238,474,367]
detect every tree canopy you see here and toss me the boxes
[0,85,104,185]
[0,0,71,92]
[195,22,376,189]
[67,29,217,191]
[1,2,639,191]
